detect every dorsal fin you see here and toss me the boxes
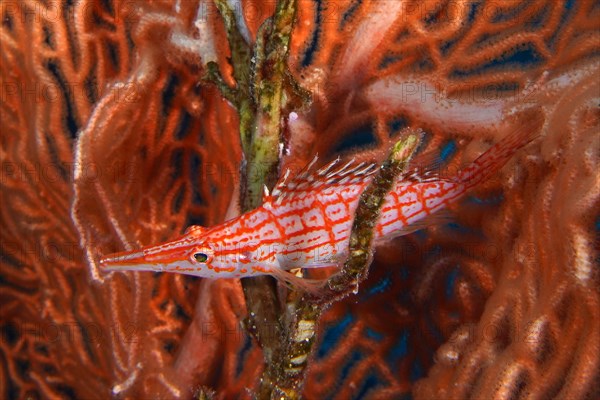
[262,184,271,203]
[269,156,380,203]
[402,149,446,183]
[184,225,206,235]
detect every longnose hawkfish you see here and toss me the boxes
[100,114,542,291]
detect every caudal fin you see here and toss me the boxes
[456,109,544,188]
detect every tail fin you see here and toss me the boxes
[457,110,544,188]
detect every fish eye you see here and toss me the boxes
[193,252,208,263]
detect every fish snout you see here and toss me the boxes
[99,249,149,272]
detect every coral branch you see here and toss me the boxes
[330,134,421,291]
[212,0,256,156]
[272,132,421,398]
[209,1,305,397]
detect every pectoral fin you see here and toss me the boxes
[268,267,328,294]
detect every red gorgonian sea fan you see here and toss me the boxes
[1,0,599,399]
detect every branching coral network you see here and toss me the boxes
[1,0,598,399]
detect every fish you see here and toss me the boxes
[99,113,543,291]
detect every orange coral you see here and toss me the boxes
[1,0,598,399]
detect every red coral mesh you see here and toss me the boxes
[1,1,246,398]
[288,1,600,399]
[1,0,598,399]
